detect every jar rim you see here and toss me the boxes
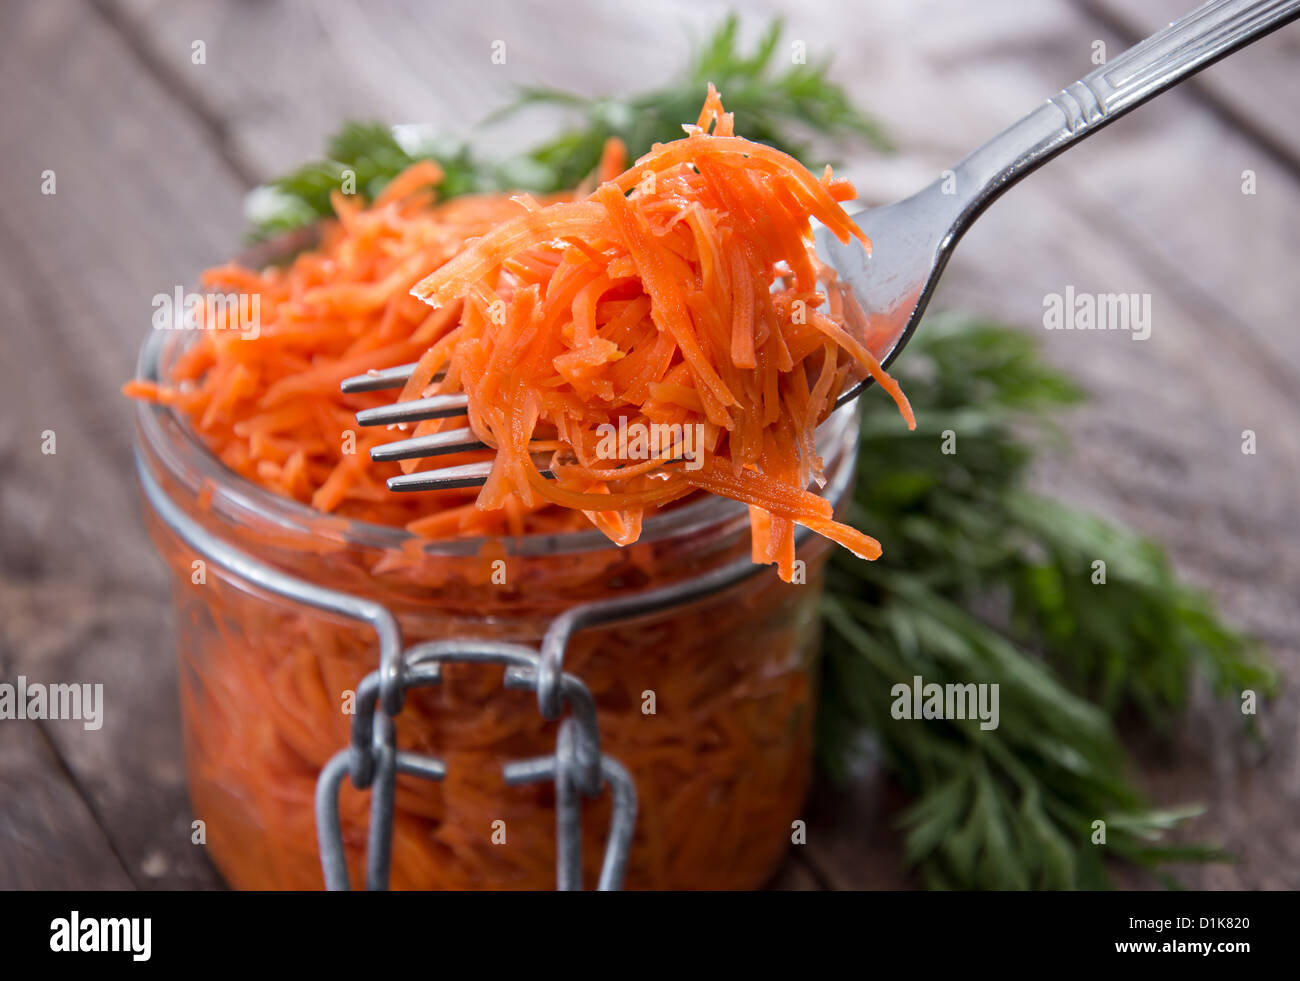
[133,321,858,559]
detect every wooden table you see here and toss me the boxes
[2,0,1297,890]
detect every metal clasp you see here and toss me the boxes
[314,640,637,891]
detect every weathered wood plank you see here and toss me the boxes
[0,0,244,889]
[0,575,226,890]
[110,0,730,178]
[0,722,135,890]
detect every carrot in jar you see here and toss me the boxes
[127,98,868,890]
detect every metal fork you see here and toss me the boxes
[345,0,1299,493]
[340,365,523,491]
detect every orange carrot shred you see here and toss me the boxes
[397,91,911,581]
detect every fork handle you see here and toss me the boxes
[948,0,1300,230]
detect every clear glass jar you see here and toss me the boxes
[133,327,859,890]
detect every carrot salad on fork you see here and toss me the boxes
[127,88,913,581]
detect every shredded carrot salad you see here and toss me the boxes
[127,89,911,578]
[403,87,912,579]
[126,91,909,891]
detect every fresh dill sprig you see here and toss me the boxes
[245,123,502,242]
[493,15,891,192]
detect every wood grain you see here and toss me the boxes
[1081,0,1300,170]
[0,723,134,890]
[0,0,241,889]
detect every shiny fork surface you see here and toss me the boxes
[341,364,556,490]
[348,0,1298,492]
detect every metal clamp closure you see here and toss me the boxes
[314,640,636,891]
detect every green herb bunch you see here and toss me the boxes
[821,315,1272,888]
[247,17,1273,889]
[491,15,891,192]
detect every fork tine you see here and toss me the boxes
[341,362,421,394]
[344,371,551,490]
[371,428,555,463]
[387,461,555,492]
[369,427,488,462]
[356,393,468,426]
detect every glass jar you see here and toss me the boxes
[133,326,859,890]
